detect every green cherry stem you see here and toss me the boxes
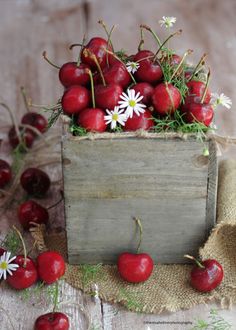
[98,19,115,51]
[200,68,211,104]
[169,49,193,82]
[153,29,182,62]
[105,49,137,84]
[13,225,27,268]
[140,24,162,47]
[53,281,59,313]
[134,217,143,254]
[0,102,21,144]
[184,254,205,269]
[76,34,86,67]
[42,51,60,69]
[20,86,30,113]
[138,25,145,51]
[86,69,96,108]
[188,53,207,82]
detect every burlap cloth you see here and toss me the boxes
[31,159,236,314]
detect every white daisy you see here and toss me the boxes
[211,93,232,109]
[118,89,146,118]
[159,16,177,28]
[0,251,19,280]
[104,106,127,130]
[210,122,218,130]
[126,61,140,74]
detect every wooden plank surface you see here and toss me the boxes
[0,0,236,329]
[63,137,215,264]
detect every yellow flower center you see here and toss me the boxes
[129,100,136,107]
[0,261,8,270]
[112,113,119,121]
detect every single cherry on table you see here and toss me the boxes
[18,200,49,230]
[117,218,154,283]
[0,159,12,188]
[21,112,48,134]
[37,251,65,284]
[34,312,69,330]
[20,168,51,196]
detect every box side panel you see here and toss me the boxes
[62,138,213,264]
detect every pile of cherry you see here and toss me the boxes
[45,27,215,133]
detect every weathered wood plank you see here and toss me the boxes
[63,136,216,264]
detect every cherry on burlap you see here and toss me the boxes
[30,160,236,313]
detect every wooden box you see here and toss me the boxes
[62,130,218,264]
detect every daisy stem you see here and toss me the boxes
[153,29,182,61]
[86,69,96,108]
[20,86,30,113]
[184,254,205,269]
[105,49,137,84]
[140,24,162,47]
[138,26,145,51]
[169,49,193,82]
[53,281,59,313]
[134,217,143,254]
[188,53,207,82]
[42,51,60,69]
[201,68,211,104]
[0,102,22,145]
[13,225,27,268]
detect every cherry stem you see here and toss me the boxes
[0,102,21,144]
[86,69,96,108]
[98,19,115,51]
[105,49,136,84]
[69,43,83,49]
[76,35,86,67]
[184,254,205,269]
[84,49,106,86]
[153,29,182,61]
[169,49,193,82]
[138,26,145,51]
[20,124,44,139]
[188,53,207,82]
[47,191,64,210]
[140,24,162,47]
[200,68,211,104]
[134,217,143,254]
[42,51,60,70]
[13,225,27,268]
[20,86,30,113]
[53,281,59,313]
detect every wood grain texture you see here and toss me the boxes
[1,0,236,329]
[63,136,217,264]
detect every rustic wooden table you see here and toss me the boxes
[0,1,236,329]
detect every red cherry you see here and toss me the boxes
[124,110,154,131]
[78,108,107,133]
[7,255,38,289]
[101,62,131,89]
[95,84,123,110]
[132,83,154,105]
[81,37,113,70]
[0,159,12,188]
[8,126,35,149]
[37,251,65,284]
[152,83,181,115]
[134,50,163,84]
[18,200,49,230]
[20,168,51,196]
[117,252,154,283]
[59,62,90,88]
[0,248,6,256]
[61,85,90,116]
[182,100,214,126]
[186,81,211,104]
[21,112,48,134]
[34,312,69,330]
[190,259,224,292]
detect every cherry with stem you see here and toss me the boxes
[42,51,60,69]
[184,254,205,269]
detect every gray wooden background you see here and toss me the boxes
[0,0,236,329]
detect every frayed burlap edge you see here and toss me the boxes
[30,159,236,314]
